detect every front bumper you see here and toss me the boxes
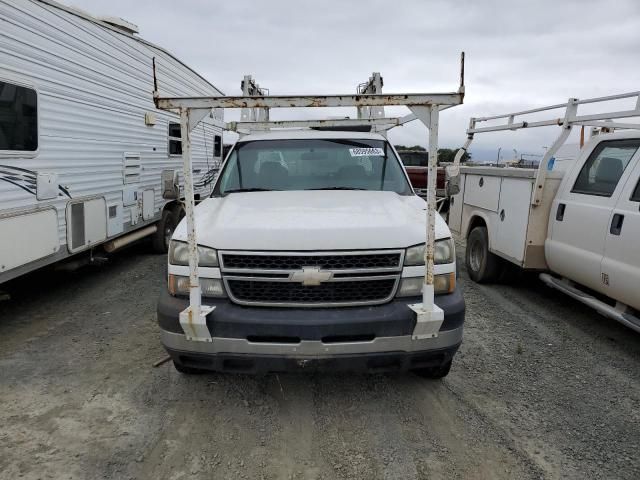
[157,289,464,373]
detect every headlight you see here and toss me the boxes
[169,240,218,267]
[168,274,226,298]
[396,273,455,296]
[404,238,455,266]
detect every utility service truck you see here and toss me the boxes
[154,59,468,376]
[448,92,640,333]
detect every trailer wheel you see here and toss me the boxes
[411,359,452,379]
[466,226,501,283]
[152,209,178,253]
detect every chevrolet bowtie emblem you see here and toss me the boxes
[290,266,333,286]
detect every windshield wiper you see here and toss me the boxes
[223,188,277,194]
[306,187,368,191]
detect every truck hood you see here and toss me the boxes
[173,191,450,251]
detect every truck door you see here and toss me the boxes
[600,155,640,309]
[546,139,640,293]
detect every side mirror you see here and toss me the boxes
[162,169,180,200]
[445,166,460,196]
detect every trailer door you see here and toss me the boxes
[600,154,640,310]
[546,139,639,293]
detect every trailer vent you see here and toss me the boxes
[123,152,141,184]
[70,203,85,249]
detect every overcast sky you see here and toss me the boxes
[72,0,640,161]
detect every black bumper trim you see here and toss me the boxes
[157,288,464,340]
[167,343,460,374]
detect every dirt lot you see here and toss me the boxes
[1,242,639,480]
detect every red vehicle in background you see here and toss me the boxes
[397,149,447,200]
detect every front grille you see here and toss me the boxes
[227,279,396,306]
[220,250,403,307]
[221,253,401,270]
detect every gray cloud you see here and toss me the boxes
[71,0,640,161]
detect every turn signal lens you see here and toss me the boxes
[168,275,226,298]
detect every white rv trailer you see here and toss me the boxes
[0,0,224,284]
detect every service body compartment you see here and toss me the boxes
[495,178,532,264]
[463,174,501,211]
[453,166,564,269]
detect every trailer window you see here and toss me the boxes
[168,122,182,155]
[0,81,38,152]
[572,139,640,197]
[214,134,222,158]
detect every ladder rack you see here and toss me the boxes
[152,53,465,342]
[452,91,640,206]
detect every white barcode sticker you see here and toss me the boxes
[349,147,385,157]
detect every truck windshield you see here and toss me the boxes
[213,139,412,196]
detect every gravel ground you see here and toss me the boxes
[0,241,638,480]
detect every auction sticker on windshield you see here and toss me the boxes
[349,148,385,157]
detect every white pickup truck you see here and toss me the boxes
[157,130,465,376]
[450,107,640,333]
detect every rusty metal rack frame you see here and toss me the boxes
[227,116,404,134]
[451,91,640,206]
[152,53,465,342]
[226,107,460,135]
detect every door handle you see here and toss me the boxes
[610,213,624,235]
[556,203,566,221]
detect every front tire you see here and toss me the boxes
[465,226,501,283]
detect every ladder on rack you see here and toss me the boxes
[451,91,640,206]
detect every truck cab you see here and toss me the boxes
[544,132,640,317]
[157,130,465,376]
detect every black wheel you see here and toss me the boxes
[152,209,178,253]
[175,205,186,223]
[465,226,502,283]
[173,361,207,375]
[411,359,452,379]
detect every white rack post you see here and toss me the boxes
[425,106,439,308]
[153,54,465,342]
[177,107,216,341]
